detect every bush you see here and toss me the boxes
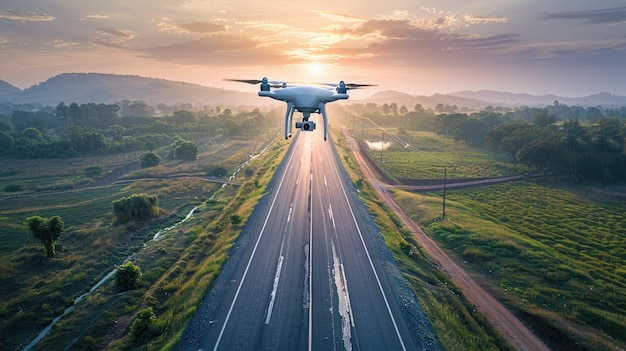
[115,261,142,291]
[84,165,104,178]
[4,183,23,192]
[112,193,159,224]
[130,307,156,342]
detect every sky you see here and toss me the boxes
[0,0,625,97]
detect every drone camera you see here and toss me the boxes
[296,121,316,131]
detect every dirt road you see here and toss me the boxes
[343,129,550,351]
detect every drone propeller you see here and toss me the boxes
[315,82,378,90]
[222,78,285,88]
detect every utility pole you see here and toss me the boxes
[380,129,385,163]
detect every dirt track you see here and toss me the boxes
[343,129,550,351]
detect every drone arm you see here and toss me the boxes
[318,103,328,141]
[284,102,295,139]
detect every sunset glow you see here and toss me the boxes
[0,1,625,96]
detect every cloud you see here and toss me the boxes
[541,6,626,24]
[464,15,509,25]
[142,35,281,65]
[0,9,55,21]
[97,28,135,39]
[342,18,517,51]
[85,15,110,19]
[44,39,80,48]
[176,22,227,34]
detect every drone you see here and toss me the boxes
[223,77,375,141]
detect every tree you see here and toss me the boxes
[532,112,557,127]
[22,127,45,141]
[0,131,14,154]
[517,139,565,173]
[130,307,158,342]
[140,151,161,168]
[389,102,398,116]
[171,110,196,124]
[115,261,142,291]
[25,215,64,258]
[382,103,391,115]
[399,105,408,115]
[169,139,198,161]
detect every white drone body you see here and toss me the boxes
[224,77,374,141]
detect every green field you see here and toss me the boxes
[0,134,281,350]
[359,128,626,350]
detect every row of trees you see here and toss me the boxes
[427,109,625,183]
[0,101,276,159]
[484,118,625,183]
[342,101,626,183]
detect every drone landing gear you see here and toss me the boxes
[284,102,295,139]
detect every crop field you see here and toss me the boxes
[0,135,278,351]
[360,129,527,179]
[359,128,626,350]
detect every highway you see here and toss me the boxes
[176,131,440,351]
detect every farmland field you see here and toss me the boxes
[0,135,277,351]
[363,128,626,350]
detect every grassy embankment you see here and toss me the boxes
[359,128,626,350]
[0,135,289,350]
[330,128,512,351]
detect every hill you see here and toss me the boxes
[0,80,21,101]
[449,90,626,107]
[357,89,626,110]
[360,90,490,110]
[3,73,261,106]
[2,73,626,108]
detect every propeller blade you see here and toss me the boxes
[345,83,377,89]
[314,82,377,90]
[223,78,290,88]
[222,78,264,85]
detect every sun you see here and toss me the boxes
[309,62,322,75]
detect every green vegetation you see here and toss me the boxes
[24,215,65,258]
[395,184,626,350]
[0,102,286,350]
[115,261,142,291]
[112,193,160,224]
[331,103,626,350]
[168,139,198,161]
[139,151,161,168]
[338,101,626,183]
[330,128,511,351]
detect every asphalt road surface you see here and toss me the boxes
[176,131,440,351]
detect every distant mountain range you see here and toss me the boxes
[1,73,626,108]
[0,73,261,107]
[362,90,626,110]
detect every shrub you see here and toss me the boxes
[4,183,23,192]
[115,261,142,291]
[130,307,157,342]
[112,193,159,224]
